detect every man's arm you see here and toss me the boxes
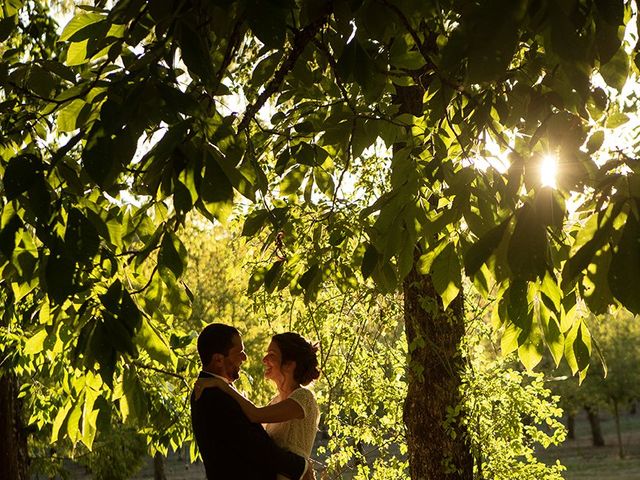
[204,388,307,479]
[196,378,305,423]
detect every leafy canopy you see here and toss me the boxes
[2,0,640,452]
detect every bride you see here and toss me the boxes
[195,332,321,474]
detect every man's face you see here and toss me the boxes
[222,334,247,382]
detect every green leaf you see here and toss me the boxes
[0,214,22,258]
[501,321,521,355]
[24,328,48,355]
[66,40,89,66]
[136,318,174,366]
[608,211,640,314]
[539,271,561,312]
[361,244,379,279]
[66,401,82,443]
[65,208,100,261]
[173,180,193,215]
[595,17,622,64]
[586,130,605,153]
[264,261,284,293]
[599,47,629,91]
[539,305,564,367]
[242,209,269,237]
[298,263,321,291]
[280,165,308,195]
[464,0,521,83]
[102,311,136,356]
[3,154,43,200]
[430,242,461,310]
[247,266,267,294]
[51,402,73,443]
[82,126,120,188]
[507,279,532,331]
[595,0,624,25]
[518,322,543,371]
[60,13,105,42]
[464,217,510,276]
[178,21,213,80]
[198,151,234,219]
[336,39,375,91]
[57,99,86,132]
[250,51,280,89]
[574,323,592,373]
[564,321,591,378]
[467,25,518,84]
[582,248,614,315]
[605,111,629,129]
[314,168,335,198]
[80,391,99,449]
[42,59,76,83]
[158,232,186,279]
[534,187,565,229]
[371,261,397,293]
[507,204,547,280]
[561,204,620,290]
[247,2,288,49]
[0,16,16,43]
[45,245,76,304]
[122,368,148,423]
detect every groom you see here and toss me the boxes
[191,323,313,480]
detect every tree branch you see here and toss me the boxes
[131,361,187,383]
[212,15,246,92]
[237,3,333,132]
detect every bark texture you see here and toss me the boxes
[153,451,167,480]
[403,258,473,479]
[0,371,29,480]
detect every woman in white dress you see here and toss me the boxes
[195,332,321,472]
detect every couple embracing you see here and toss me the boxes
[190,323,320,479]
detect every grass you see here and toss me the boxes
[539,409,640,480]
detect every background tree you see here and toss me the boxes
[3,0,640,479]
[552,309,640,455]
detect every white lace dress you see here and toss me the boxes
[265,387,320,479]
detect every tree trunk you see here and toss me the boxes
[403,258,473,479]
[567,413,575,440]
[612,401,624,458]
[0,370,29,480]
[585,406,605,447]
[153,451,167,480]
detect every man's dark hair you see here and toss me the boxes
[197,323,240,367]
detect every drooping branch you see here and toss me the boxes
[237,3,333,132]
[211,15,246,92]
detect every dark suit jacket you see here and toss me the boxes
[191,371,306,480]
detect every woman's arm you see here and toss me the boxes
[222,385,305,423]
[194,378,304,423]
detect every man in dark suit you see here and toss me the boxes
[191,323,311,479]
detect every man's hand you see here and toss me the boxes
[194,377,227,400]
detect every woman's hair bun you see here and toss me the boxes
[272,332,320,386]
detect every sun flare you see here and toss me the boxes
[540,154,558,188]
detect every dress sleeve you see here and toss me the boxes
[288,388,314,419]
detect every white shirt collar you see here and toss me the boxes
[202,370,232,384]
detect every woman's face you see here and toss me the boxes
[262,340,282,381]
[262,340,293,383]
